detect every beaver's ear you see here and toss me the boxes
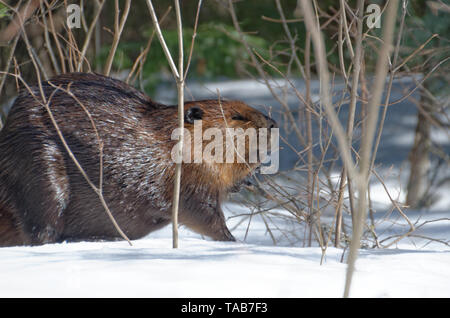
[184,106,204,124]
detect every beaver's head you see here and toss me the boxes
[180,99,277,193]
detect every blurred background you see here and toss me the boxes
[0,0,449,248]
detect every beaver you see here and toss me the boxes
[0,72,276,247]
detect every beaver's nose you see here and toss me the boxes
[264,115,278,129]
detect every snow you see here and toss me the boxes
[1,200,449,298]
[1,227,449,297]
[1,77,449,298]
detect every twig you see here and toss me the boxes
[45,0,66,73]
[172,0,184,249]
[77,0,105,72]
[103,0,131,76]
[40,0,60,74]
[299,0,358,186]
[340,0,355,59]
[393,34,439,73]
[261,16,303,23]
[125,6,174,84]
[304,29,314,247]
[184,0,203,81]
[343,0,400,298]
[146,0,180,79]
[335,0,364,247]
[145,0,186,248]
[274,0,307,79]
[0,0,40,44]
[369,0,408,187]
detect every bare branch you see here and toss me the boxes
[103,0,131,76]
[145,0,180,80]
[77,0,105,72]
[344,0,400,298]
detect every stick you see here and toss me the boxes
[145,0,180,80]
[335,0,365,247]
[171,0,184,249]
[145,0,190,248]
[103,0,131,76]
[77,0,105,72]
[343,0,400,298]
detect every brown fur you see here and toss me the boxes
[0,72,276,247]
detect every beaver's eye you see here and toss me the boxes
[232,114,248,121]
[185,106,203,124]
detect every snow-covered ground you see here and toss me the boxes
[1,77,449,298]
[1,217,449,297]
[1,174,448,299]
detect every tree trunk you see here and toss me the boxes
[406,88,432,208]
